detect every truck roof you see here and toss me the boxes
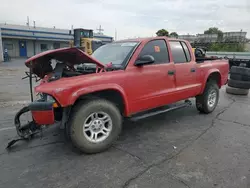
[116,36,188,43]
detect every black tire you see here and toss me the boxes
[230,73,242,81]
[196,80,219,114]
[226,86,249,95]
[230,66,250,77]
[228,79,250,89]
[230,73,250,82]
[68,99,122,154]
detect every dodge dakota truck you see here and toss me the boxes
[8,37,229,153]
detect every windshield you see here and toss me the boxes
[91,42,139,65]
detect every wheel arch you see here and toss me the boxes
[201,70,222,93]
[71,85,129,116]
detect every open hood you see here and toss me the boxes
[25,47,106,68]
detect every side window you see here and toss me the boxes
[139,40,169,64]
[169,41,187,63]
[181,42,191,62]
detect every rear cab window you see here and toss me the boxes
[169,41,191,63]
[181,42,191,62]
[138,39,169,64]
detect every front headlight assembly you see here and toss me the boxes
[35,93,59,108]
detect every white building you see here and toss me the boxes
[223,31,247,42]
[178,31,248,44]
[178,35,197,43]
[0,23,113,61]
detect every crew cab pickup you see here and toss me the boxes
[11,37,229,153]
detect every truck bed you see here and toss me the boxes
[196,57,224,63]
[196,58,229,89]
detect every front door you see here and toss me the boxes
[169,41,199,100]
[126,39,176,114]
[19,41,27,57]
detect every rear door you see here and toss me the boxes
[126,39,176,113]
[169,41,200,99]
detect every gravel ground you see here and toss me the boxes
[0,59,250,188]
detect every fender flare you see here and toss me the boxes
[200,69,221,93]
[68,83,130,115]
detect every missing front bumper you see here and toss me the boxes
[6,101,56,149]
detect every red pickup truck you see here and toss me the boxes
[10,37,229,153]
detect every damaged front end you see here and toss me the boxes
[7,93,58,148]
[7,47,107,149]
[6,69,61,149]
[7,94,60,149]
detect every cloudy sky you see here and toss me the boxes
[1,0,250,39]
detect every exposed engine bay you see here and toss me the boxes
[48,60,99,82]
[31,59,98,79]
[31,59,120,82]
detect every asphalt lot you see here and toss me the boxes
[0,59,250,188]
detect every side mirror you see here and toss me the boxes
[134,55,155,66]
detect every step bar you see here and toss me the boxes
[129,100,192,121]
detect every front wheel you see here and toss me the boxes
[68,99,122,154]
[196,81,219,114]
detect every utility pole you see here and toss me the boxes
[115,29,117,41]
[33,21,36,28]
[96,25,104,34]
[26,16,30,26]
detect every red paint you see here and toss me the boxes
[30,37,229,117]
[25,47,106,69]
[31,110,55,125]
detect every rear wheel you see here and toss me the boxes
[68,99,122,154]
[196,81,219,114]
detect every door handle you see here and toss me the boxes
[190,68,196,72]
[168,70,175,75]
